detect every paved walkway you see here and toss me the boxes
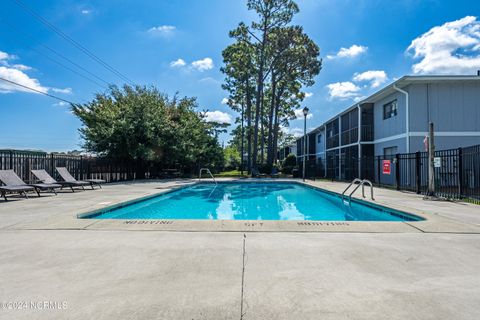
[0,179,479,319]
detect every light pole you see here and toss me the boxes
[240,102,244,176]
[302,106,309,182]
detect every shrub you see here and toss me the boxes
[258,163,273,174]
[283,153,297,167]
[281,165,294,174]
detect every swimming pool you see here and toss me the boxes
[80,182,422,221]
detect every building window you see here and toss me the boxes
[317,134,322,143]
[383,100,398,119]
[384,146,398,156]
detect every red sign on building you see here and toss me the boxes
[382,160,391,175]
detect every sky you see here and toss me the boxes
[1,0,480,151]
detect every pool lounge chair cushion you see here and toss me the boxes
[32,169,89,192]
[56,167,105,189]
[32,169,88,186]
[31,169,59,184]
[0,170,60,200]
[0,185,35,201]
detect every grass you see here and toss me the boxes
[463,197,480,205]
[215,170,249,178]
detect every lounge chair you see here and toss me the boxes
[56,167,105,189]
[32,169,89,192]
[0,170,61,201]
[270,167,281,178]
[251,168,267,178]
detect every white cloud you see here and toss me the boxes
[0,66,48,94]
[281,126,304,138]
[203,111,232,124]
[407,16,480,74]
[50,87,73,94]
[0,51,10,60]
[170,57,215,72]
[170,58,186,67]
[326,81,361,100]
[53,101,68,107]
[327,45,368,59]
[353,70,388,88]
[1,53,32,71]
[198,77,220,85]
[0,50,68,95]
[221,97,229,104]
[191,57,214,71]
[289,128,304,137]
[11,64,32,71]
[304,92,313,98]
[148,25,176,37]
[81,9,91,15]
[353,95,367,103]
[293,109,313,120]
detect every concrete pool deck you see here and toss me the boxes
[1,178,479,233]
[0,179,479,319]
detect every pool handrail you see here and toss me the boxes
[199,168,217,184]
[342,178,363,199]
[342,178,375,205]
[361,179,375,201]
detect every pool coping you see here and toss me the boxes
[77,180,423,222]
[8,179,480,234]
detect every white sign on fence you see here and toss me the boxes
[434,157,442,168]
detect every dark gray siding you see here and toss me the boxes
[373,137,407,156]
[408,82,480,132]
[410,136,480,152]
[373,91,406,140]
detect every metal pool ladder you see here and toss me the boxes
[341,178,375,205]
[199,168,217,184]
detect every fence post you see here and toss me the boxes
[376,156,381,185]
[79,156,83,180]
[458,147,463,198]
[9,150,13,169]
[88,160,92,179]
[25,159,30,183]
[415,151,421,194]
[395,154,400,190]
[50,154,55,177]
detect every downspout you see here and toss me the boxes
[357,104,361,144]
[393,85,410,153]
[323,125,327,177]
[357,104,361,179]
[338,116,342,179]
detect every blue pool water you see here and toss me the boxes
[81,182,421,221]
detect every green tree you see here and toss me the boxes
[72,85,224,177]
[224,145,241,170]
[222,0,321,174]
[222,41,256,173]
[229,0,299,171]
[266,25,321,165]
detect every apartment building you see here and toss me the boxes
[284,75,480,180]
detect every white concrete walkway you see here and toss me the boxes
[0,179,479,319]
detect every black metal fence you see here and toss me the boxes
[0,150,142,183]
[3,145,479,204]
[304,144,480,204]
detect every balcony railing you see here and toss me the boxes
[341,127,359,145]
[326,134,339,149]
[361,125,374,141]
